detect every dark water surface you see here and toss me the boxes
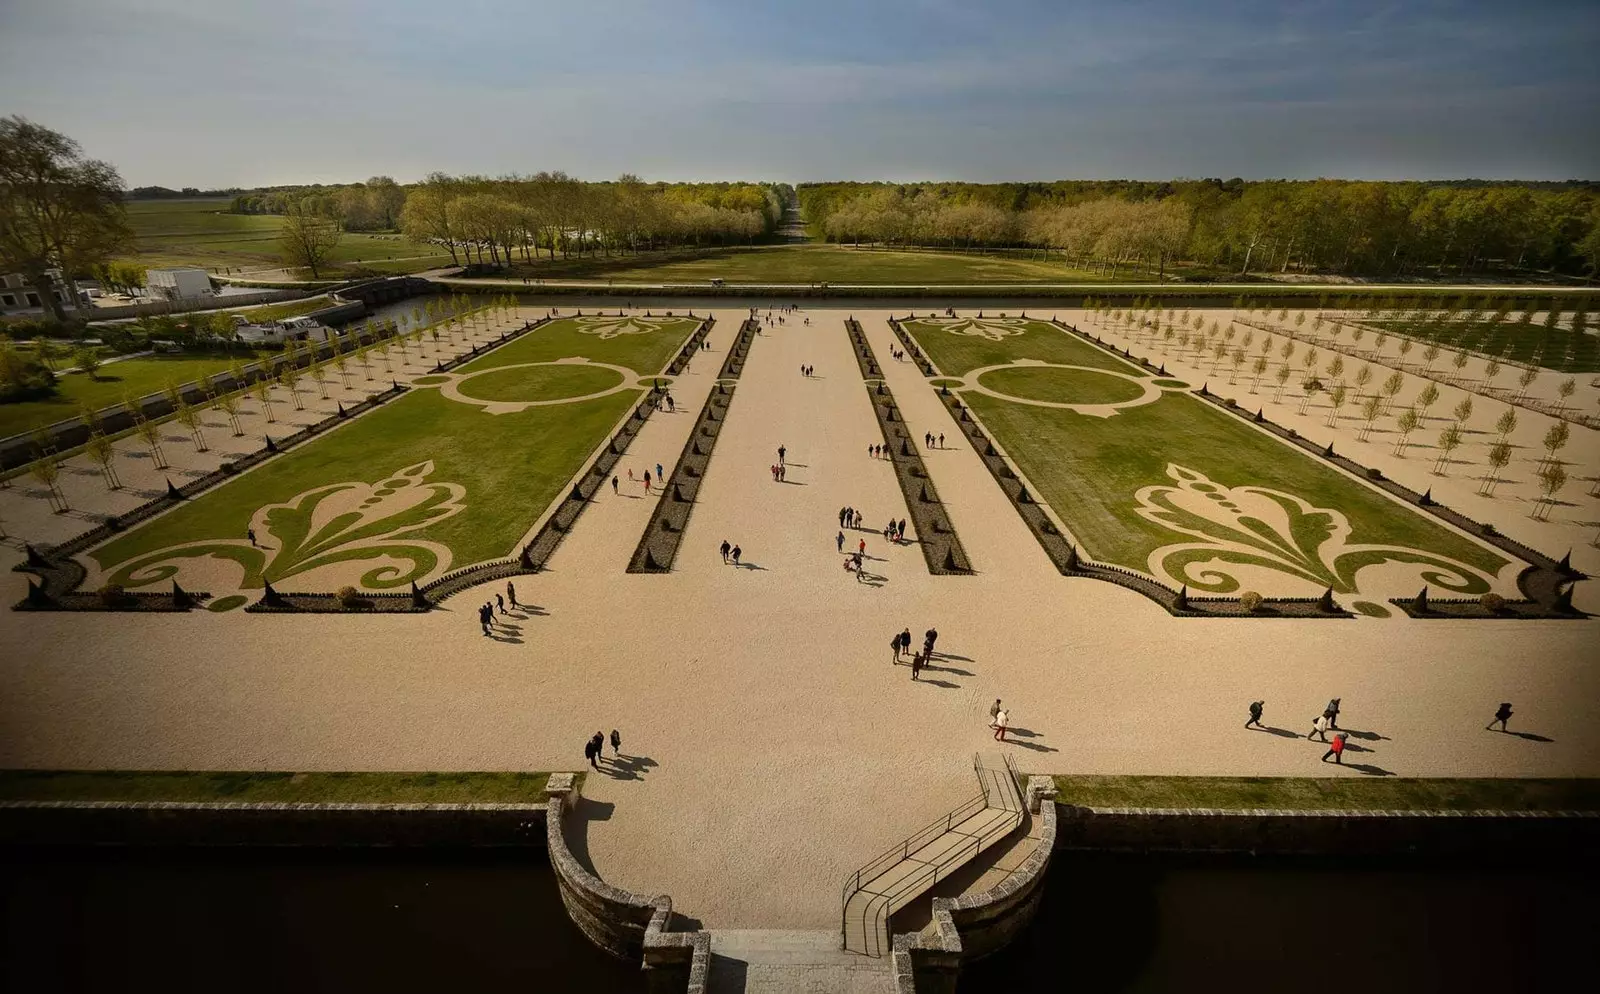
[1,847,645,994]
[965,850,1597,993]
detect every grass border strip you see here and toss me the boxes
[628,318,753,572]
[847,318,972,575]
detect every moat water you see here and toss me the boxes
[3,847,1589,993]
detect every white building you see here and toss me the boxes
[146,267,215,303]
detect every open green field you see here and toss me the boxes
[1355,316,1599,373]
[88,315,700,593]
[901,318,1510,599]
[0,769,557,804]
[1049,775,1600,811]
[0,354,257,440]
[502,243,1107,284]
[900,316,1135,376]
[122,198,449,276]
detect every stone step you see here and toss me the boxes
[707,930,893,994]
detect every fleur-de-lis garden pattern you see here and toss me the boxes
[918,316,1032,341]
[573,315,692,340]
[105,461,466,592]
[1135,464,1492,595]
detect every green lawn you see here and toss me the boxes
[0,769,557,805]
[498,243,1108,284]
[976,365,1147,404]
[122,198,447,276]
[900,318,1141,377]
[1050,775,1600,812]
[0,354,258,440]
[901,319,1510,598]
[457,364,626,403]
[1360,317,1599,373]
[89,316,700,592]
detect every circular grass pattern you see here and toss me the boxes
[457,364,626,404]
[1152,379,1189,388]
[977,366,1146,406]
[410,375,451,385]
[207,594,248,613]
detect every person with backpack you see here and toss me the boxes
[1309,714,1328,741]
[1324,698,1341,729]
[911,651,924,681]
[610,729,622,757]
[1321,732,1347,765]
[1246,701,1265,729]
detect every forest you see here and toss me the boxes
[798,180,1600,280]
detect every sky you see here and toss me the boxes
[1,0,1596,188]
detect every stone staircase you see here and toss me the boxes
[839,754,1025,957]
[707,930,892,993]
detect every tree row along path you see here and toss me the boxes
[1064,308,1600,615]
[0,309,1595,934]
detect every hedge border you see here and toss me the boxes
[846,318,972,575]
[628,318,752,573]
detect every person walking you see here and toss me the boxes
[992,709,1009,741]
[612,475,619,495]
[1324,698,1341,730]
[1309,714,1328,741]
[720,539,731,564]
[778,445,786,466]
[495,593,506,614]
[1321,732,1347,765]
[839,507,848,528]
[911,651,924,681]
[506,581,518,608]
[247,528,258,548]
[1246,701,1265,729]
[890,633,903,663]
[479,603,492,636]
[938,432,945,448]
[1487,702,1513,732]
[859,538,867,556]
[656,463,664,482]
[900,628,912,658]
[897,518,907,541]
[990,699,1003,723]
[610,729,622,757]
[836,531,846,552]
[925,627,939,657]
[643,470,652,494]
[584,737,599,770]
[731,545,742,566]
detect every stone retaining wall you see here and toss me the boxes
[1051,803,1600,854]
[0,799,546,847]
[543,774,707,993]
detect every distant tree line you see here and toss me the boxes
[798,180,1600,279]
[230,177,407,231]
[396,173,783,267]
[128,185,243,199]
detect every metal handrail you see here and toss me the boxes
[840,754,1026,955]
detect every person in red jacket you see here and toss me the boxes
[1321,732,1347,765]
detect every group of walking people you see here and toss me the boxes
[718,539,744,566]
[1246,697,1351,763]
[583,729,623,769]
[922,432,945,449]
[799,364,816,376]
[891,626,941,681]
[477,582,522,636]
